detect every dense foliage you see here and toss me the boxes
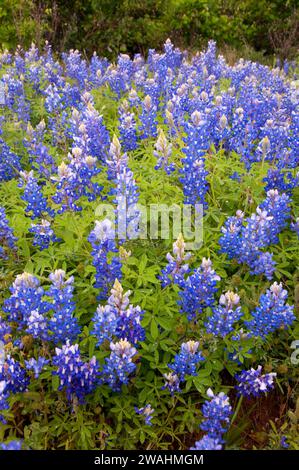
[0,1,298,59]
[0,40,298,450]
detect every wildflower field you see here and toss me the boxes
[0,40,298,451]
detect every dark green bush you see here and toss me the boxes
[0,0,298,59]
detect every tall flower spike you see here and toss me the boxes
[92,279,144,346]
[139,95,158,139]
[102,339,137,391]
[205,291,243,338]
[0,207,18,259]
[88,219,122,300]
[3,272,45,327]
[47,269,80,344]
[200,388,232,442]
[179,258,220,321]
[29,219,59,250]
[154,129,174,174]
[159,233,191,287]
[169,340,205,381]
[245,282,295,338]
[52,341,100,404]
[19,170,54,219]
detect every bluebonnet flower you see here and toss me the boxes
[139,95,158,139]
[205,291,243,338]
[0,356,29,394]
[263,168,298,194]
[230,171,242,182]
[0,135,22,182]
[52,341,100,404]
[26,310,48,340]
[169,340,204,381]
[69,99,110,162]
[47,270,81,344]
[51,162,80,213]
[29,219,60,250]
[106,134,128,181]
[260,189,291,244]
[0,381,9,423]
[0,316,11,342]
[200,388,232,442]
[23,120,56,178]
[88,219,122,300]
[118,101,137,151]
[159,234,191,287]
[250,251,276,280]
[179,258,220,321]
[107,136,140,240]
[219,210,244,259]
[115,167,141,240]
[19,170,54,219]
[102,339,137,391]
[291,217,299,237]
[245,282,295,338]
[25,357,49,378]
[135,404,154,425]
[162,372,181,395]
[190,435,222,450]
[0,440,23,450]
[0,207,18,259]
[235,366,276,397]
[62,49,88,88]
[280,436,289,449]
[154,129,175,174]
[3,272,45,327]
[179,111,210,208]
[92,279,144,346]
[220,190,291,279]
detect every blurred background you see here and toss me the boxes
[0,0,298,62]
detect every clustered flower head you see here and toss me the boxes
[92,279,144,346]
[200,388,232,442]
[169,340,204,381]
[102,339,137,391]
[52,341,100,404]
[163,340,204,394]
[235,365,276,397]
[29,219,59,250]
[0,440,23,450]
[0,207,18,259]
[190,435,222,450]
[2,270,81,345]
[245,282,295,337]
[291,217,299,237]
[19,170,54,219]
[25,357,49,378]
[179,111,210,208]
[3,272,45,326]
[118,100,137,151]
[88,219,122,300]
[159,233,191,287]
[0,356,29,423]
[154,129,174,174]
[47,269,81,344]
[205,291,243,338]
[219,190,291,279]
[135,404,154,425]
[179,258,220,321]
